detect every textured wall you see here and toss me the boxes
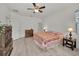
[43,4,79,33]
[10,12,42,40]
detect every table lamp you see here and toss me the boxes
[43,26,48,32]
[68,27,73,40]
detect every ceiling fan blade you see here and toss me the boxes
[12,9,18,12]
[32,3,36,7]
[33,11,35,13]
[27,8,33,10]
[39,6,45,9]
[39,10,43,13]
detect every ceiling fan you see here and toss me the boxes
[27,3,45,13]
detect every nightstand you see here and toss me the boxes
[25,29,33,38]
[63,38,76,50]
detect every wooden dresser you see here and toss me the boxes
[0,25,13,56]
[25,29,33,37]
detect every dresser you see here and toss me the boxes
[0,25,13,56]
[25,29,33,37]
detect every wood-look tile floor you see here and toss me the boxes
[11,37,79,56]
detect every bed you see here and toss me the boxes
[33,32,64,49]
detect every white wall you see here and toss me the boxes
[0,4,43,40]
[1,3,79,40]
[43,5,79,33]
[10,12,42,40]
[0,4,8,24]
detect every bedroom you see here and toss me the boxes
[0,3,79,56]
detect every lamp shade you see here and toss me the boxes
[43,26,48,32]
[68,27,73,32]
[43,27,47,30]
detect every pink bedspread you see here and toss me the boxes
[34,32,63,45]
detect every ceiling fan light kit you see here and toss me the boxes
[34,9,39,12]
[27,3,45,13]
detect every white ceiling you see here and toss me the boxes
[3,3,79,19]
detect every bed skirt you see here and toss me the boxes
[33,38,62,50]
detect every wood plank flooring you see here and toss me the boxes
[11,37,79,56]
